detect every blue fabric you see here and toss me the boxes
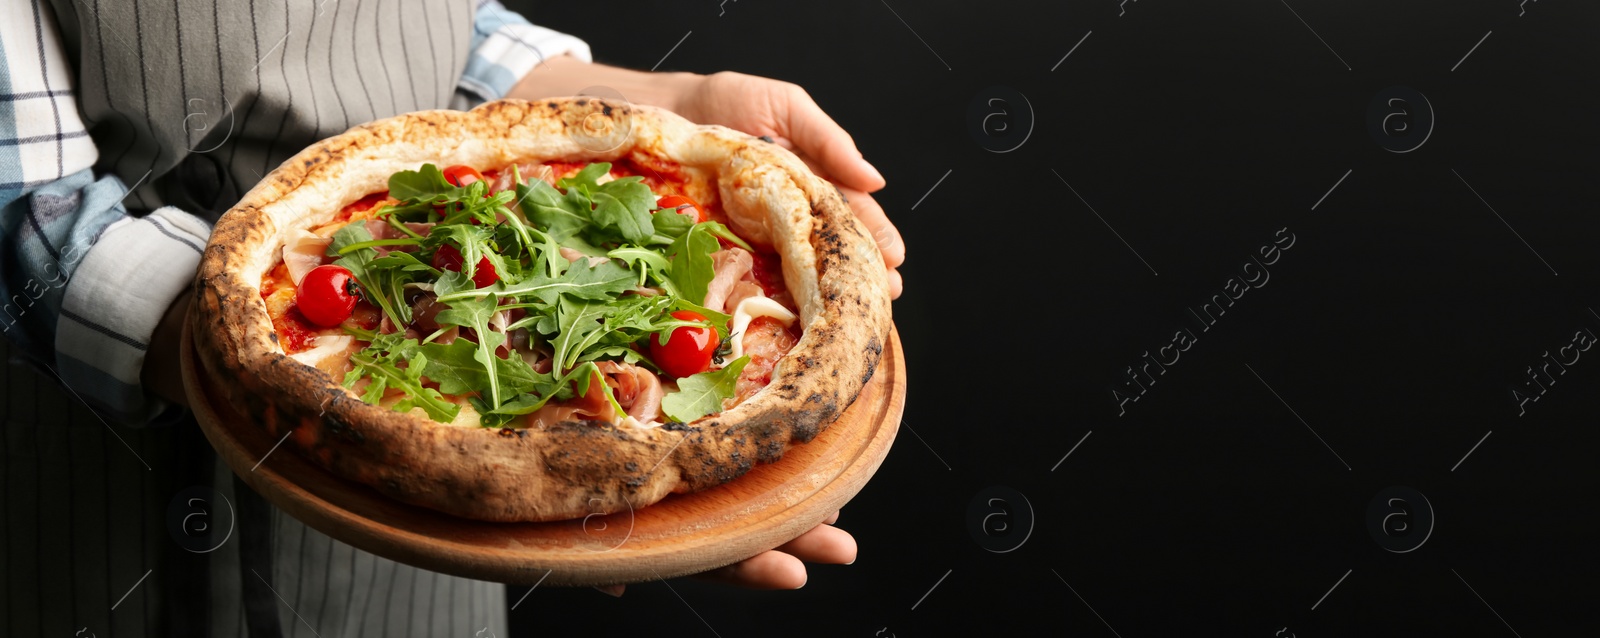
[0,167,125,364]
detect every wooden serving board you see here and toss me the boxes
[182,322,904,586]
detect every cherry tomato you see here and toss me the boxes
[650,310,718,379]
[295,265,359,327]
[442,164,485,188]
[431,244,498,288]
[656,195,708,224]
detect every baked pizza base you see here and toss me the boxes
[192,98,891,522]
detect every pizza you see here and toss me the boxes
[191,98,892,522]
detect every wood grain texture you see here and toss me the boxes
[182,320,904,586]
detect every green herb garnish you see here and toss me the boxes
[330,162,757,425]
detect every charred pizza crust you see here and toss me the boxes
[191,98,891,522]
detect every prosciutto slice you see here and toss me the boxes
[702,247,753,313]
[405,292,459,343]
[523,361,663,427]
[491,162,556,193]
[597,360,664,422]
[526,367,618,428]
[559,246,611,268]
[282,229,331,286]
[734,317,799,404]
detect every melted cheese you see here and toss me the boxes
[729,296,797,360]
[288,335,353,367]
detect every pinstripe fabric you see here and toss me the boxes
[5,0,589,634]
[4,379,515,638]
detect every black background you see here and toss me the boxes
[508,1,1600,635]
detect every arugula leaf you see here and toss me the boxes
[436,183,513,227]
[343,335,460,422]
[670,298,732,331]
[589,177,656,243]
[701,220,754,252]
[438,258,634,306]
[547,297,610,374]
[662,356,749,423]
[557,163,612,191]
[328,222,373,256]
[607,246,672,273]
[668,223,720,306]
[367,250,438,276]
[517,179,592,243]
[415,337,547,399]
[387,163,454,203]
[609,246,679,297]
[650,207,695,239]
[341,323,379,341]
[432,294,508,409]
[430,269,474,298]
[522,225,569,280]
[529,163,657,244]
[577,345,648,366]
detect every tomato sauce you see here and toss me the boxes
[273,306,319,352]
[260,262,289,297]
[748,251,788,298]
[614,156,688,194]
[336,191,389,222]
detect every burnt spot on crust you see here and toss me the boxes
[661,421,690,432]
[268,332,279,343]
[756,437,784,463]
[758,135,775,143]
[324,412,363,443]
[601,104,613,116]
[497,428,518,438]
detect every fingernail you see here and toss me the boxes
[861,160,885,185]
[794,574,808,589]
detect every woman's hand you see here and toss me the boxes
[593,510,855,597]
[672,72,904,298]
